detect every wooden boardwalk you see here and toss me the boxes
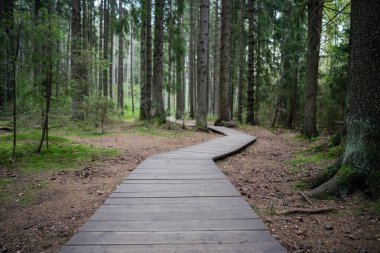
[60,125,286,253]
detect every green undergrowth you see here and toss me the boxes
[289,144,344,173]
[128,123,193,139]
[0,133,119,173]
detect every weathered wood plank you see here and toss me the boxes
[66,230,273,245]
[90,209,258,221]
[114,183,237,193]
[61,243,285,253]
[105,196,246,204]
[126,173,226,180]
[121,179,230,184]
[79,219,265,232]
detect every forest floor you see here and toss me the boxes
[0,121,379,253]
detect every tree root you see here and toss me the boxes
[276,207,336,215]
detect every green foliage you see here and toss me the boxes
[0,178,15,186]
[128,123,191,139]
[337,165,355,187]
[293,181,307,191]
[0,133,118,173]
[369,200,380,216]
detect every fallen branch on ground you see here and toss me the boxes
[299,191,313,205]
[276,207,336,215]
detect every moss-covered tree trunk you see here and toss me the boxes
[342,0,380,198]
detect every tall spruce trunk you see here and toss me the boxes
[146,0,152,117]
[175,6,184,120]
[196,0,209,130]
[152,0,165,120]
[246,0,255,125]
[71,0,83,119]
[117,0,123,111]
[98,0,103,96]
[237,0,245,123]
[213,0,219,116]
[140,0,148,119]
[130,25,134,114]
[302,0,323,137]
[343,0,380,197]
[102,0,109,97]
[109,0,115,98]
[217,0,231,123]
[188,0,195,119]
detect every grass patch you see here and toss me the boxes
[0,178,15,186]
[292,181,307,191]
[0,133,119,173]
[289,144,344,173]
[128,124,192,139]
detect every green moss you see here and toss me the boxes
[293,181,307,191]
[369,200,380,216]
[0,133,119,173]
[0,178,15,186]
[337,165,355,186]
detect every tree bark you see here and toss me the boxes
[213,0,219,116]
[130,24,135,114]
[217,0,231,123]
[102,0,109,97]
[152,0,165,120]
[140,0,149,120]
[246,0,255,125]
[343,0,380,197]
[109,0,115,98]
[302,0,323,137]
[196,0,209,130]
[146,0,152,117]
[237,0,245,124]
[188,0,195,119]
[117,0,123,111]
[98,0,103,96]
[71,0,83,119]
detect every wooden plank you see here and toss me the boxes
[79,219,265,232]
[126,173,226,180]
[90,209,258,221]
[121,179,230,184]
[105,196,247,204]
[109,189,240,198]
[66,230,273,245]
[131,169,222,174]
[114,183,238,193]
[61,243,286,253]
[101,202,251,211]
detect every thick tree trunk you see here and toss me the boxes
[152,0,165,120]
[140,0,148,119]
[217,0,231,123]
[302,0,323,137]
[342,0,380,197]
[237,0,245,124]
[175,3,184,120]
[146,0,152,117]
[246,0,255,125]
[188,0,195,119]
[117,0,123,111]
[196,0,209,130]
[71,0,83,119]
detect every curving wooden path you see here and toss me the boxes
[60,125,286,253]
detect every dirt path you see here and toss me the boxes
[218,126,380,253]
[0,125,217,253]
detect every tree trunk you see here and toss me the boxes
[117,0,123,111]
[246,0,255,125]
[175,2,184,119]
[217,0,231,123]
[130,25,134,114]
[71,0,83,119]
[302,0,323,137]
[146,0,152,117]
[342,0,380,197]
[188,0,195,119]
[213,0,219,116]
[102,0,109,97]
[109,0,115,99]
[237,0,245,124]
[152,0,165,121]
[140,0,148,120]
[196,0,209,130]
[98,0,103,96]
